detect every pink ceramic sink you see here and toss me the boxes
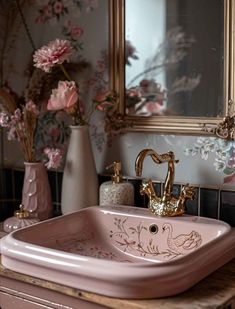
[1,205,235,299]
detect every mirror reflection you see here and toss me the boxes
[125,0,224,118]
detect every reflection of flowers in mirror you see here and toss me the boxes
[126,79,167,116]
[125,40,139,66]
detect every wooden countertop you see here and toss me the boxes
[0,257,235,309]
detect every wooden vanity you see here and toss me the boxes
[0,256,235,309]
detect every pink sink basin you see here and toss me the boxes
[1,205,235,299]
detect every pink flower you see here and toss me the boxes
[93,91,112,103]
[7,126,17,141]
[43,4,53,18]
[93,90,117,111]
[64,20,73,32]
[47,81,79,111]
[11,108,22,123]
[70,26,83,40]
[48,126,60,138]
[96,101,114,111]
[0,112,9,127]
[53,1,63,14]
[33,39,74,72]
[25,101,39,115]
[224,173,235,184]
[44,147,62,169]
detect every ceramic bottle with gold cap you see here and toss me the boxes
[3,204,40,233]
[99,161,134,206]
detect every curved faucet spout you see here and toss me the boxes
[135,148,178,176]
[135,148,179,202]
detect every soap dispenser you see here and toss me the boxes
[99,161,134,206]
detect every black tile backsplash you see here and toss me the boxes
[13,170,24,199]
[0,168,235,227]
[0,169,14,199]
[185,187,199,216]
[200,188,219,219]
[220,190,235,226]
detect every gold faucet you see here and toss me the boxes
[135,149,195,217]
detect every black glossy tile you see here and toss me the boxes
[0,168,13,199]
[48,171,57,203]
[0,200,19,222]
[185,186,199,216]
[53,202,62,217]
[98,174,111,186]
[220,190,235,227]
[13,170,24,200]
[200,188,219,219]
[153,182,162,198]
[130,179,146,207]
[56,171,63,203]
[172,184,181,197]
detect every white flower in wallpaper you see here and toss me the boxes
[184,137,235,184]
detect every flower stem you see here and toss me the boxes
[15,0,36,51]
[59,64,72,81]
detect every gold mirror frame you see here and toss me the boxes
[110,0,235,135]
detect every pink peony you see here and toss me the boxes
[33,39,74,72]
[47,81,79,111]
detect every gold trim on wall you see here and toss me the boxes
[110,0,235,136]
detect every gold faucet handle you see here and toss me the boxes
[181,184,196,200]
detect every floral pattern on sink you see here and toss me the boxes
[110,217,202,260]
[46,225,132,262]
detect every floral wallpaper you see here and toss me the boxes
[1,0,235,187]
[184,137,235,184]
[0,0,109,164]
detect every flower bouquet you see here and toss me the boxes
[33,38,118,126]
[32,38,119,214]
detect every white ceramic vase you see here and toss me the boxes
[22,162,53,220]
[61,125,98,215]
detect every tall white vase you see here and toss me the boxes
[61,125,98,215]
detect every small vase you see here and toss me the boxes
[22,162,53,220]
[61,125,98,215]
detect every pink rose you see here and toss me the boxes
[93,90,117,111]
[96,101,114,111]
[71,26,83,40]
[47,81,79,111]
[54,1,63,14]
[93,91,112,103]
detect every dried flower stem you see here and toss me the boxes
[0,88,17,113]
[15,0,36,51]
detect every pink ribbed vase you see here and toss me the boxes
[22,162,53,220]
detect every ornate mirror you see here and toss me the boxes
[110,0,235,135]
